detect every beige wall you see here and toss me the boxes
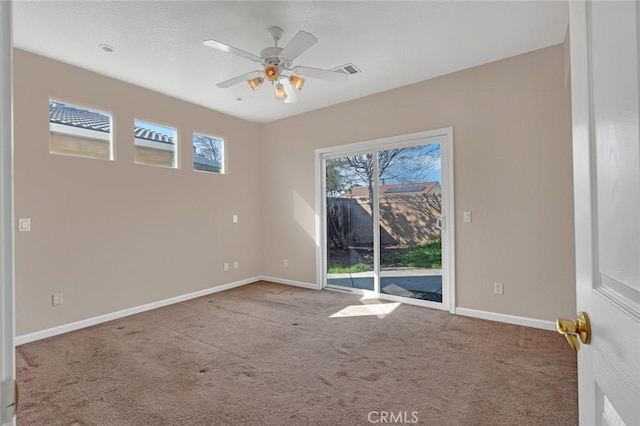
[14,50,263,335]
[261,45,576,322]
[15,44,576,336]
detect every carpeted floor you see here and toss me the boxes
[16,281,578,425]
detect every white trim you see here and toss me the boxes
[316,129,451,158]
[0,2,15,424]
[50,122,111,142]
[193,131,225,174]
[442,128,456,313]
[314,155,324,290]
[15,276,262,345]
[325,285,449,311]
[372,155,380,294]
[259,276,321,290]
[455,307,556,331]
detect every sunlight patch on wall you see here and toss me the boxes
[293,191,316,241]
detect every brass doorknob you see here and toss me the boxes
[556,311,591,351]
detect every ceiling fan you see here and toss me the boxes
[203,26,348,103]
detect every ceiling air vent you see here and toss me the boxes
[332,63,361,75]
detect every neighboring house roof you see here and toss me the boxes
[49,102,174,145]
[341,181,440,198]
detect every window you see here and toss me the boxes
[193,133,224,174]
[49,100,113,160]
[134,120,177,168]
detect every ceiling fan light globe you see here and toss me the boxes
[289,75,305,91]
[275,83,287,100]
[264,65,279,82]
[247,77,263,91]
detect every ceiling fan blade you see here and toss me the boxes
[293,66,348,83]
[280,31,318,61]
[203,39,262,63]
[216,71,261,89]
[282,79,298,104]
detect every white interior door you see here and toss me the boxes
[570,1,640,424]
[0,2,15,425]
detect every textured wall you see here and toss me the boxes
[14,44,576,335]
[260,45,576,322]
[14,50,263,335]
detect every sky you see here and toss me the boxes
[380,144,442,184]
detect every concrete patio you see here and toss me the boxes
[327,267,442,301]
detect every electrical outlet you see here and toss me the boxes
[494,282,504,295]
[232,214,238,223]
[223,262,229,272]
[463,211,472,223]
[283,259,288,267]
[233,261,239,269]
[52,293,63,307]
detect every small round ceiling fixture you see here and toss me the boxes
[236,97,243,102]
[98,44,115,53]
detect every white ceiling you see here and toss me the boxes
[12,1,569,124]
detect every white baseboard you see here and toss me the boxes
[258,276,320,290]
[455,307,556,331]
[15,276,262,346]
[16,277,554,346]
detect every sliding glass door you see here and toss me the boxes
[320,130,453,310]
[326,154,375,291]
[378,145,443,303]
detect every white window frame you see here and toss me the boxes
[192,131,225,175]
[49,99,114,161]
[314,128,456,313]
[133,118,178,169]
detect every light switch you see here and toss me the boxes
[232,214,238,223]
[18,218,30,232]
[463,211,472,223]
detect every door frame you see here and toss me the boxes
[315,128,455,313]
[568,2,595,422]
[0,1,15,425]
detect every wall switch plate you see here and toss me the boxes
[463,211,472,223]
[18,218,30,232]
[232,215,238,223]
[233,261,239,269]
[223,262,229,272]
[494,282,504,295]
[283,259,288,267]
[52,293,63,307]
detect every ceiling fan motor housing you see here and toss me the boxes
[260,47,292,69]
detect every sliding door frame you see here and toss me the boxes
[315,128,455,313]
[0,2,15,424]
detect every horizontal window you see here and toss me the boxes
[134,119,177,168]
[49,100,113,160]
[193,133,224,174]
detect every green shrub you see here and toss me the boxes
[328,263,372,274]
[400,240,442,268]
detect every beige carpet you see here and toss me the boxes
[17,281,577,425]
